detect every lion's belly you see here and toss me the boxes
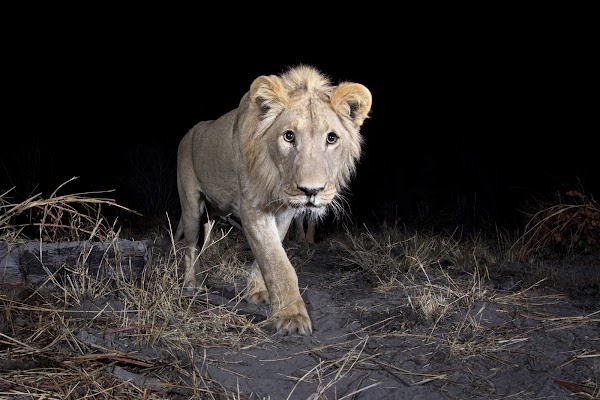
[190,113,241,218]
[196,161,240,218]
[202,191,239,218]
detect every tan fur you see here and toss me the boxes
[173,65,372,335]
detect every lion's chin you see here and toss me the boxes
[304,202,325,210]
[287,200,329,219]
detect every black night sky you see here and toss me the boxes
[1,11,597,234]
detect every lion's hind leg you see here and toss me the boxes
[246,260,269,304]
[292,215,317,246]
[183,245,201,288]
[181,201,209,288]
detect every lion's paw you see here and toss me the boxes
[272,314,312,336]
[270,299,312,336]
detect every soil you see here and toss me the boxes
[1,236,598,399]
[201,240,600,400]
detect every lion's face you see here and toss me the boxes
[269,101,357,216]
[239,65,372,217]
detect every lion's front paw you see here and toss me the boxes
[270,299,312,336]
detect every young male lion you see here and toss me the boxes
[173,65,372,335]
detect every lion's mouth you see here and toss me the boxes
[287,196,326,209]
[304,196,320,207]
[299,192,329,208]
[290,199,323,209]
[284,187,334,210]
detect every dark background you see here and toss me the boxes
[1,10,597,236]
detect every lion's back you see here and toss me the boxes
[180,110,241,215]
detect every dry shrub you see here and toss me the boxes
[0,177,136,243]
[335,222,501,324]
[333,222,410,285]
[516,189,600,260]
[335,222,496,286]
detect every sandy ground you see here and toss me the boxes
[200,241,600,399]
[1,237,598,399]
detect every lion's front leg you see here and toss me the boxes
[267,279,312,335]
[246,259,311,334]
[242,210,312,335]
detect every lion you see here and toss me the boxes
[172,64,372,335]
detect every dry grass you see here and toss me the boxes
[1,180,598,398]
[333,220,598,370]
[0,181,267,399]
[0,177,135,243]
[333,221,503,322]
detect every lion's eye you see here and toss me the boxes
[283,131,295,143]
[326,132,338,145]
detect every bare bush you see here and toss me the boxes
[515,189,600,260]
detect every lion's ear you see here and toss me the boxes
[249,75,290,117]
[330,83,372,127]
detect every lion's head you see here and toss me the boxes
[237,65,372,219]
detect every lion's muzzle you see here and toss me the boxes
[298,185,324,207]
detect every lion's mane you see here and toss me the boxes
[237,65,371,210]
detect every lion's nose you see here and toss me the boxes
[298,186,324,197]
